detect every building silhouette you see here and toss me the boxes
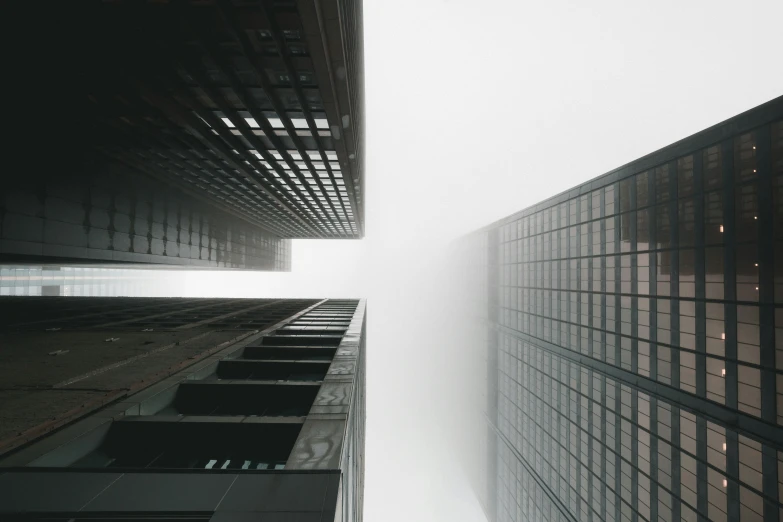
[469,96,783,522]
[0,296,366,521]
[2,0,364,269]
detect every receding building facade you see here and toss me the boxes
[2,0,364,269]
[468,96,783,522]
[0,296,366,522]
[0,265,188,297]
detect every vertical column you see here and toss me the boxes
[753,125,781,521]
[128,189,137,254]
[671,404,682,521]
[670,164,681,390]
[630,388,639,522]
[587,195,594,360]
[600,188,608,364]
[696,416,709,519]
[756,125,776,421]
[725,427,740,521]
[717,138,742,522]
[648,170,658,383]
[576,195,582,356]
[694,151,707,401]
[721,139,738,410]
[81,184,93,253]
[600,374,608,521]
[107,190,117,253]
[613,379,622,522]
[614,184,622,366]
[630,176,639,375]
[649,397,659,522]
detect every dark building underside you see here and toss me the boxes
[2,0,365,268]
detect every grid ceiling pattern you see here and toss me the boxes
[60,0,363,238]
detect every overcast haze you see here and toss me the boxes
[13,0,783,520]
[177,1,783,520]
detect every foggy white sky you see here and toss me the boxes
[182,1,783,520]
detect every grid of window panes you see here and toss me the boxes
[495,331,783,522]
[496,433,572,522]
[0,267,182,297]
[120,3,360,238]
[204,111,357,237]
[39,1,365,240]
[489,119,783,521]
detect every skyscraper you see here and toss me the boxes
[0,265,186,297]
[469,95,783,522]
[0,296,366,521]
[2,0,364,269]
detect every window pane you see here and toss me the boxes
[735,133,758,183]
[704,145,723,190]
[678,155,695,198]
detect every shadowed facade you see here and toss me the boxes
[2,0,364,269]
[0,296,366,522]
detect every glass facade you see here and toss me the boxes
[0,266,186,296]
[2,0,364,269]
[472,98,783,522]
[0,174,293,270]
[0,3,367,519]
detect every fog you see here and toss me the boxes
[5,0,782,520]
[180,1,782,520]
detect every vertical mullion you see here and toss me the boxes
[756,125,776,421]
[720,137,742,522]
[694,151,707,401]
[649,173,659,382]
[601,189,607,364]
[671,405,682,522]
[576,195,582,356]
[726,428,740,521]
[649,397,659,522]
[754,125,780,521]
[696,416,709,519]
[614,379,622,522]
[631,176,639,376]
[631,388,639,522]
[670,161,681,390]
[722,139,738,411]
[614,184,622,367]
